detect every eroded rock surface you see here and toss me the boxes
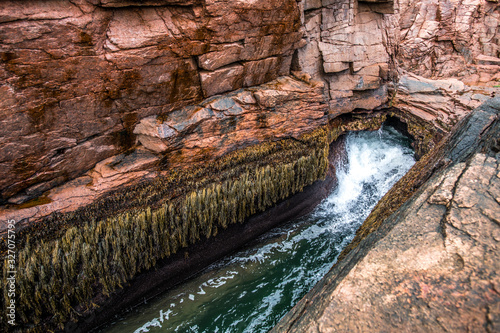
[0,1,499,331]
[0,0,302,203]
[294,0,500,119]
[294,0,397,115]
[398,0,500,84]
[2,0,498,206]
[134,74,328,166]
[396,71,496,132]
[0,75,328,231]
[273,97,500,333]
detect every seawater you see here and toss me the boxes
[101,126,415,333]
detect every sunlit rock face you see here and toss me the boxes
[0,1,498,331]
[396,73,491,133]
[294,0,499,115]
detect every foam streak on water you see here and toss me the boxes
[101,127,415,333]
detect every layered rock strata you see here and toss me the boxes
[396,72,493,131]
[0,0,303,203]
[2,0,498,206]
[0,74,328,232]
[398,0,500,83]
[0,73,334,332]
[133,74,328,166]
[64,137,344,333]
[273,98,500,332]
[294,0,499,118]
[0,75,433,332]
[294,0,398,115]
[394,71,498,155]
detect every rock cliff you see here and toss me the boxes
[0,0,303,203]
[1,0,498,206]
[294,0,398,114]
[0,0,499,331]
[0,75,329,230]
[398,0,500,83]
[272,98,500,333]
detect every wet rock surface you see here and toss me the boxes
[68,139,342,333]
[272,97,500,332]
[0,0,499,331]
[0,148,160,231]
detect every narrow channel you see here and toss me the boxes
[101,126,416,333]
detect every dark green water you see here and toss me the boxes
[101,127,415,333]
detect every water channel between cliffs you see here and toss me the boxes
[100,126,416,333]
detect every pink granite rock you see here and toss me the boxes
[0,0,303,203]
[398,0,500,80]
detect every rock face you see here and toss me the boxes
[272,97,500,332]
[134,75,328,167]
[396,71,496,132]
[0,148,161,230]
[0,0,303,203]
[64,139,341,333]
[0,75,328,231]
[2,0,498,205]
[294,0,500,117]
[294,0,397,115]
[398,0,500,83]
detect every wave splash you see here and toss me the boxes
[102,126,415,333]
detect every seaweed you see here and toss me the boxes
[0,127,330,332]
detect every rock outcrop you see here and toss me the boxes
[396,71,496,131]
[272,98,500,332]
[398,0,500,84]
[0,75,328,231]
[134,74,327,166]
[0,0,303,203]
[2,0,498,205]
[294,0,398,115]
